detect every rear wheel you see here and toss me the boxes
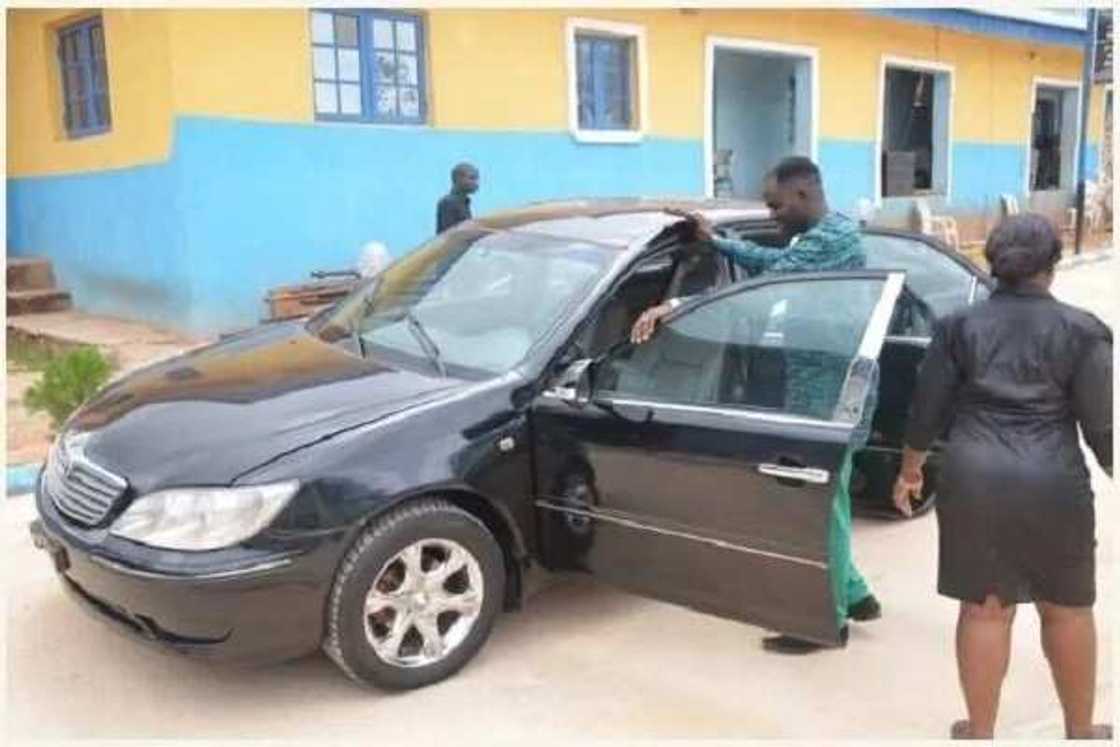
[323,498,505,690]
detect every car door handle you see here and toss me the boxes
[757,464,831,485]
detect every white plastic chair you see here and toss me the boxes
[914,199,960,250]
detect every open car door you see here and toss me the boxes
[533,271,904,645]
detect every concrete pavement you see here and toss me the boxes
[3,258,1116,741]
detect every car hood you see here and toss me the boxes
[68,322,466,491]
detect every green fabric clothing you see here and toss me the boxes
[831,449,871,628]
[712,212,874,626]
[710,211,866,277]
[712,212,867,422]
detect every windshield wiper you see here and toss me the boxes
[403,311,447,378]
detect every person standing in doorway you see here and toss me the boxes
[894,215,1112,740]
[436,162,480,233]
[631,156,881,653]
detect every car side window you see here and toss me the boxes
[862,233,975,337]
[574,254,676,359]
[596,277,888,421]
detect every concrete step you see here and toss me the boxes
[7,289,72,316]
[7,257,57,293]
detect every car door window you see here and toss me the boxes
[595,274,901,423]
[862,233,978,337]
[573,254,677,360]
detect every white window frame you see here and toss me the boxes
[703,35,820,198]
[875,55,956,205]
[565,17,649,144]
[1025,77,1082,194]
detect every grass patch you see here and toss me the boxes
[23,346,115,429]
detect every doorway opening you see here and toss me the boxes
[706,40,816,199]
[1029,81,1080,192]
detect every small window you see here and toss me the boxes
[57,16,111,138]
[880,62,952,198]
[567,19,646,142]
[577,34,633,130]
[1030,83,1079,191]
[311,10,426,124]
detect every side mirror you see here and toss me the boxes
[545,358,594,407]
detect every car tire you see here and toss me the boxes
[323,497,505,690]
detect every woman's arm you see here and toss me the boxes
[894,318,963,514]
[1071,325,1113,477]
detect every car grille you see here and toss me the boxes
[44,435,128,527]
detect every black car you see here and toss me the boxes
[29,198,993,690]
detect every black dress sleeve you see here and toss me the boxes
[904,316,963,451]
[1071,324,1113,475]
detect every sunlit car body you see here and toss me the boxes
[30,198,992,689]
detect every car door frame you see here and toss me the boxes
[530,270,905,644]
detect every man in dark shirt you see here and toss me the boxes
[436,162,480,233]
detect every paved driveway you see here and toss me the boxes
[3,259,1114,741]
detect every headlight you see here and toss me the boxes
[109,481,300,551]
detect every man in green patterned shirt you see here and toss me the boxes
[631,157,881,653]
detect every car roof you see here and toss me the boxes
[472,197,772,248]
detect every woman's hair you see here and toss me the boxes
[984,213,1062,284]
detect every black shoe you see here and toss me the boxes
[848,594,882,622]
[762,626,848,654]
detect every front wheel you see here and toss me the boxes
[323,498,505,690]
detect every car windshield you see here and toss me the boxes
[308,227,613,376]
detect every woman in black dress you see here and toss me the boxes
[894,214,1113,740]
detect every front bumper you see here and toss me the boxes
[31,480,346,665]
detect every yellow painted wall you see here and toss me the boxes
[7,7,1103,178]
[7,9,174,177]
[429,9,1088,144]
[166,9,313,122]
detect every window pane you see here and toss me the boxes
[63,100,75,132]
[396,53,418,85]
[337,48,361,82]
[372,19,394,49]
[862,234,973,324]
[66,66,85,96]
[91,59,106,92]
[375,51,397,83]
[313,47,336,80]
[339,83,362,115]
[334,14,358,47]
[74,30,90,61]
[376,87,397,117]
[599,278,885,419]
[576,38,595,128]
[315,82,338,114]
[311,11,334,44]
[395,21,416,51]
[91,25,104,58]
[60,33,75,63]
[399,87,420,118]
[76,98,90,129]
[94,94,110,127]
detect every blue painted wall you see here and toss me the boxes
[819,139,875,218]
[7,159,193,324]
[7,117,1098,334]
[10,116,703,333]
[950,142,1028,211]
